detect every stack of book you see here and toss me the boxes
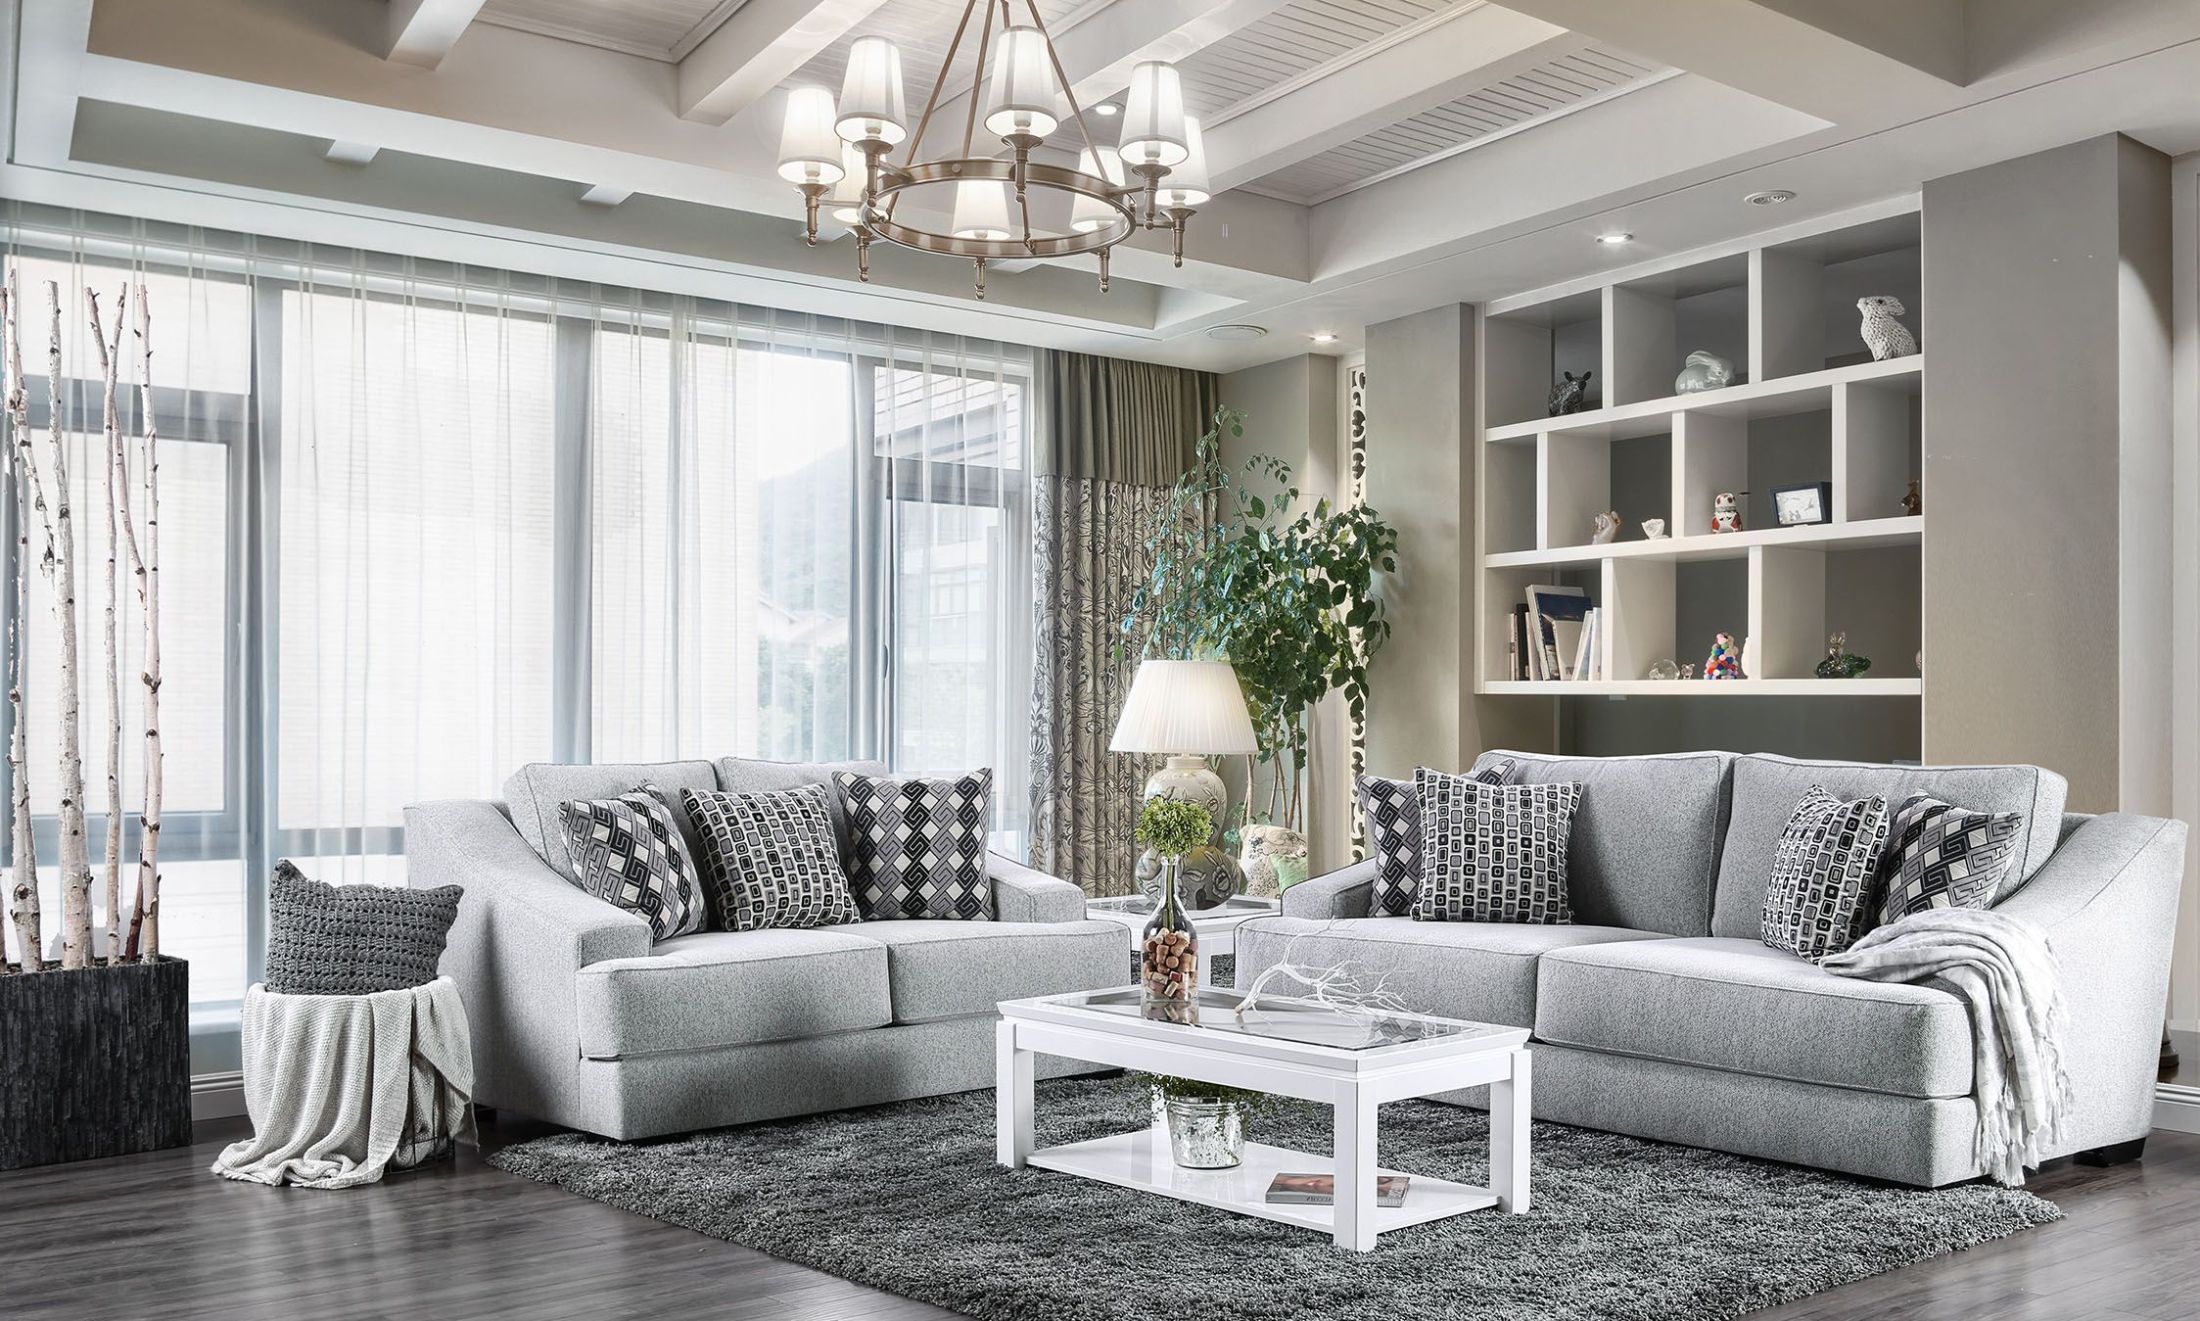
[1505,584,1606,682]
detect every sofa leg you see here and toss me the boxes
[2075,1137,2146,1168]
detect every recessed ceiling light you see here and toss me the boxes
[1310,332,1337,344]
[1594,231,1633,246]
[1206,324,1269,342]
[1092,102,1120,117]
[1744,189,1796,207]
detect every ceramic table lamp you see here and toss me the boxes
[1110,658,1259,843]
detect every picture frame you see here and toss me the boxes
[1771,481,1833,527]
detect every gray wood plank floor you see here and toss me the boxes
[2,1113,2193,1320]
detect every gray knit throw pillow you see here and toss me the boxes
[263,860,463,995]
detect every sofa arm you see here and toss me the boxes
[405,799,652,1126]
[1993,811,2188,1157]
[1281,858,1377,920]
[989,852,1088,923]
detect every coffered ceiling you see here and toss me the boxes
[8,0,2200,369]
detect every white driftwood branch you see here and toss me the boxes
[128,282,161,961]
[1,273,41,971]
[44,282,94,970]
[89,286,127,965]
[1234,938,1412,1023]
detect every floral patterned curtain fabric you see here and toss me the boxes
[1028,351,1217,894]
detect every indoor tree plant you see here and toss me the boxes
[0,273,186,1170]
[1123,405,1398,836]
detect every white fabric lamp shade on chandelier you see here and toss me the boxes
[1110,658,1259,837]
[780,1,1206,299]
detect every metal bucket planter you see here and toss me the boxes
[0,957,192,1170]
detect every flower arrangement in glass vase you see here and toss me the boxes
[1137,797,1213,1022]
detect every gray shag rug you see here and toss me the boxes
[488,1077,2060,1321]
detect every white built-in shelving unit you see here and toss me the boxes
[1474,203,1926,706]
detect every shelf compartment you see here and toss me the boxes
[1484,290,1602,430]
[1609,254,1750,408]
[1747,541,1923,682]
[1755,212,1922,381]
[1481,564,1595,686]
[1835,379,1921,522]
[1537,430,1669,551]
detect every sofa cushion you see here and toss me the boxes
[716,755,886,856]
[1536,937,1972,1099]
[1359,760,1512,917]
[1876,795,2026,927]
[684,785,860,933]
[1759,786,1892,958]
[1235,915,1666,1029]
[1471,749,1734,936]
[504,759,719,881]
[835,768,994,921]
[1711,754,2066,941]
[1413,770,1580,924]
[827,920,1126,1024]
[557,789,707,941]
[575,928,891,1059]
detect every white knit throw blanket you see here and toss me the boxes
[1819,908,2071,1186]
[212,977,476,1190]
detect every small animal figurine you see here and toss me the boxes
[1590,510,1622,545]
[1640,518,1668,539]
[1711,491,1744,534]
[1673,350,1735,394]
[1703,633,1742,680]
[1815,631,1873,679]
[1548,369,1593,416]
[1899,479,1922,516]
[1857,295,1918,361]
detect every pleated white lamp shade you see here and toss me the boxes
[1070,146,1124,233]
[1119,61,1188,168]
[777,87,847,185]
[827,142,869,225]
[951,179,1013,240]
[1109,659,1258,756]
[1154,117,1211,208]
[983,27,1059,139]
[836,35,907,145]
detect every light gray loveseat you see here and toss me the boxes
[1238,750,2186,1187]
[405,756,1122,1140]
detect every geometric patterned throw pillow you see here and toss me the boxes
[1875,793,2025,928]
[681,785,858,933]
[1410,767,1576,924]
[833,768,993,921]
[1760,785,1893,959]
[558,787,705,941]
[1361,759,1513,917]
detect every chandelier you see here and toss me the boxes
[776,0,1208,299]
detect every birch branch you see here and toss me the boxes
[1,274,41,971]
[127,283,161,962]
[45,282,93,971]
[89,286,127,965]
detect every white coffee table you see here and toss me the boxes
[1084,893,1279,987]
[995,986,1531,1251]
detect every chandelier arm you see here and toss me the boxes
[959,0,1002,162]
[1019,0,1104,168]
[898,0,986,192]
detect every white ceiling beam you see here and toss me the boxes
[677,0,894,126]
[384,0,488,69]
[1203,5,1586,194]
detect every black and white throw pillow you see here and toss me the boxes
[1876,794,2025,927]
[1760,785,1892,958]
[1410,766,1575,924]
[1361,759,1513,917]
[558,787,705,941]
[834,768,993,921]
[682,785,858,933]
[264,860,462,995]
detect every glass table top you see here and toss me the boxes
[1048,986,1513,1052]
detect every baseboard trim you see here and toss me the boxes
[192,1071,247,1123]
[2155,1084,2200,1135]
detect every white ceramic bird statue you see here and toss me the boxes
[1857,295,1918,361]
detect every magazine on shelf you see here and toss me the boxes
[1265,1173,1412,1206]
[1525,585,1590,681]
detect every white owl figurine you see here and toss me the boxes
[1857,295,1918,361]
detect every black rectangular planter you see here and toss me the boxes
[1,957,192,1170]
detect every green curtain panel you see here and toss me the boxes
[1029,351,1218,894]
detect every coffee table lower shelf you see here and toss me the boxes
[1028,1128,1501,1236]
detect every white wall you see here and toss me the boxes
[2171,149,2199,1033]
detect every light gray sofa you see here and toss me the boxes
[405,756,1123,1140]
[1238,750,2187,1187]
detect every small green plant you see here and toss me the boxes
[1136,798,1212,859]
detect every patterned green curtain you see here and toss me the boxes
[1028,351,1218,894]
